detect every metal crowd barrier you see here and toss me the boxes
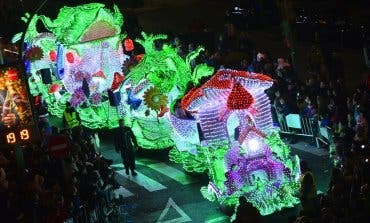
[275,111,333,147]
[64,202,106,223]
[64,186,133,223]
[317,120,333,145]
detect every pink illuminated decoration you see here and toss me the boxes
[132,79,149,95]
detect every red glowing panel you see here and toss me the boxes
[49,50,57,62]
[181,87,204,111]
[66,52,74,63]
[124,38,134,52]
[111,72,125,91]
[7,69,18,81]
[136,54,145,62]
[227,82,254,110]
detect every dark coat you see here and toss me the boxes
[114,126,138,162]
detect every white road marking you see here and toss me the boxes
[205,216,229,223]
[117,170,167,192]
[156,197,192,223]
[111,186,134,198]
[111,163,125,168]
[148,162,198,185]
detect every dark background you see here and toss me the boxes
[1,0,369,41]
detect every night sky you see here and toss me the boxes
[0,0,369,41]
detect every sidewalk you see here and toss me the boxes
[289,141,329,157]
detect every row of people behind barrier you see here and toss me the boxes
[0,121,130,223]
[184,22,370,222]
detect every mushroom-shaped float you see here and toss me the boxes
[169,69,275,160]
[169,69,301,215]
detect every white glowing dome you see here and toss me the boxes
[247,138,260,152]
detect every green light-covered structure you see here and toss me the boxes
[17,3,127,129]
[117,32,213,149]
[17,3,302,216]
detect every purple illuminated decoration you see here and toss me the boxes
[70,87,86,107]
[173,69,300,215]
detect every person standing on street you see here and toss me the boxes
[62,101,81,135]
[299,160,317,216]
[115,119,138,176]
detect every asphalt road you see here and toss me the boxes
[99,131,332,223]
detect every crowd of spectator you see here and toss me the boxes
[0,124,119,223]
[170,22,369,144]
[1,13,370,223]
[289,66,370,221]
[169,21,370,223]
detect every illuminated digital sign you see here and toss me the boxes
[0,64,37,147]
[5,129,30,144]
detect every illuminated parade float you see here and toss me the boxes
[117,33,213,149]
[16,3,127,128]
[15,3,301,215]
[170,69,301,215]
[18,3,213,149]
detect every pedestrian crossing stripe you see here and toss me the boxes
[205,216,229,223]
[156,197,192,223]
[111,161,149,168]
[111,163,125,169]
[116,170,167,192]
[147,162,198,185]
[112,161,198,185]
[111,186,134,198]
